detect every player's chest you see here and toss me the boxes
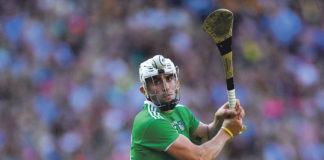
[165,117,189,136]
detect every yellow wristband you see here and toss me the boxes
[222,127,233,137]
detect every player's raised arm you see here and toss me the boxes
[167,116,243,160]
[192,99,245,143]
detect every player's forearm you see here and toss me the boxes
[167,130,231,160]
[207,118,223,140]
[198,130,231,160]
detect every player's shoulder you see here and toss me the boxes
[133,105,165,125]
[173,104,192,115]
[175,103,187,108]
[133,109,169,135]
[174,104,190,111]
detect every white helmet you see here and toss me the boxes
[139,55,180,111]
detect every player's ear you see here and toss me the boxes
[140,86,146,95]
[175,78,180,88]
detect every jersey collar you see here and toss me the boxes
[144,100,159,110]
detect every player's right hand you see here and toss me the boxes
[222,99,245,136]
[222,117,243,136]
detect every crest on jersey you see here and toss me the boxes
[177,121,185,131]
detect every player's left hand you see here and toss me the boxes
[215,99,245,121]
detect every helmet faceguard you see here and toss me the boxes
[139,55,180,111]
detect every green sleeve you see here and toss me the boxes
[141,119,179,151]
[186,107,200,136]
[181,107,200,144]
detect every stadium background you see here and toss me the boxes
[0,0,323,159]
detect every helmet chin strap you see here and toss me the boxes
[158,99,178,111]
[147,97,179,111]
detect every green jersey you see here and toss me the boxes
[130,100,200,160]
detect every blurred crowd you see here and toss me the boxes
[0,0,323,159]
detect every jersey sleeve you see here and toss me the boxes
[141,119,179,151]
[186,107,200,136]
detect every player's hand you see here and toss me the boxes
[222,117,243,137]
[234,100,245,120]
[215,99,245,121]
[220,100,246,137]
